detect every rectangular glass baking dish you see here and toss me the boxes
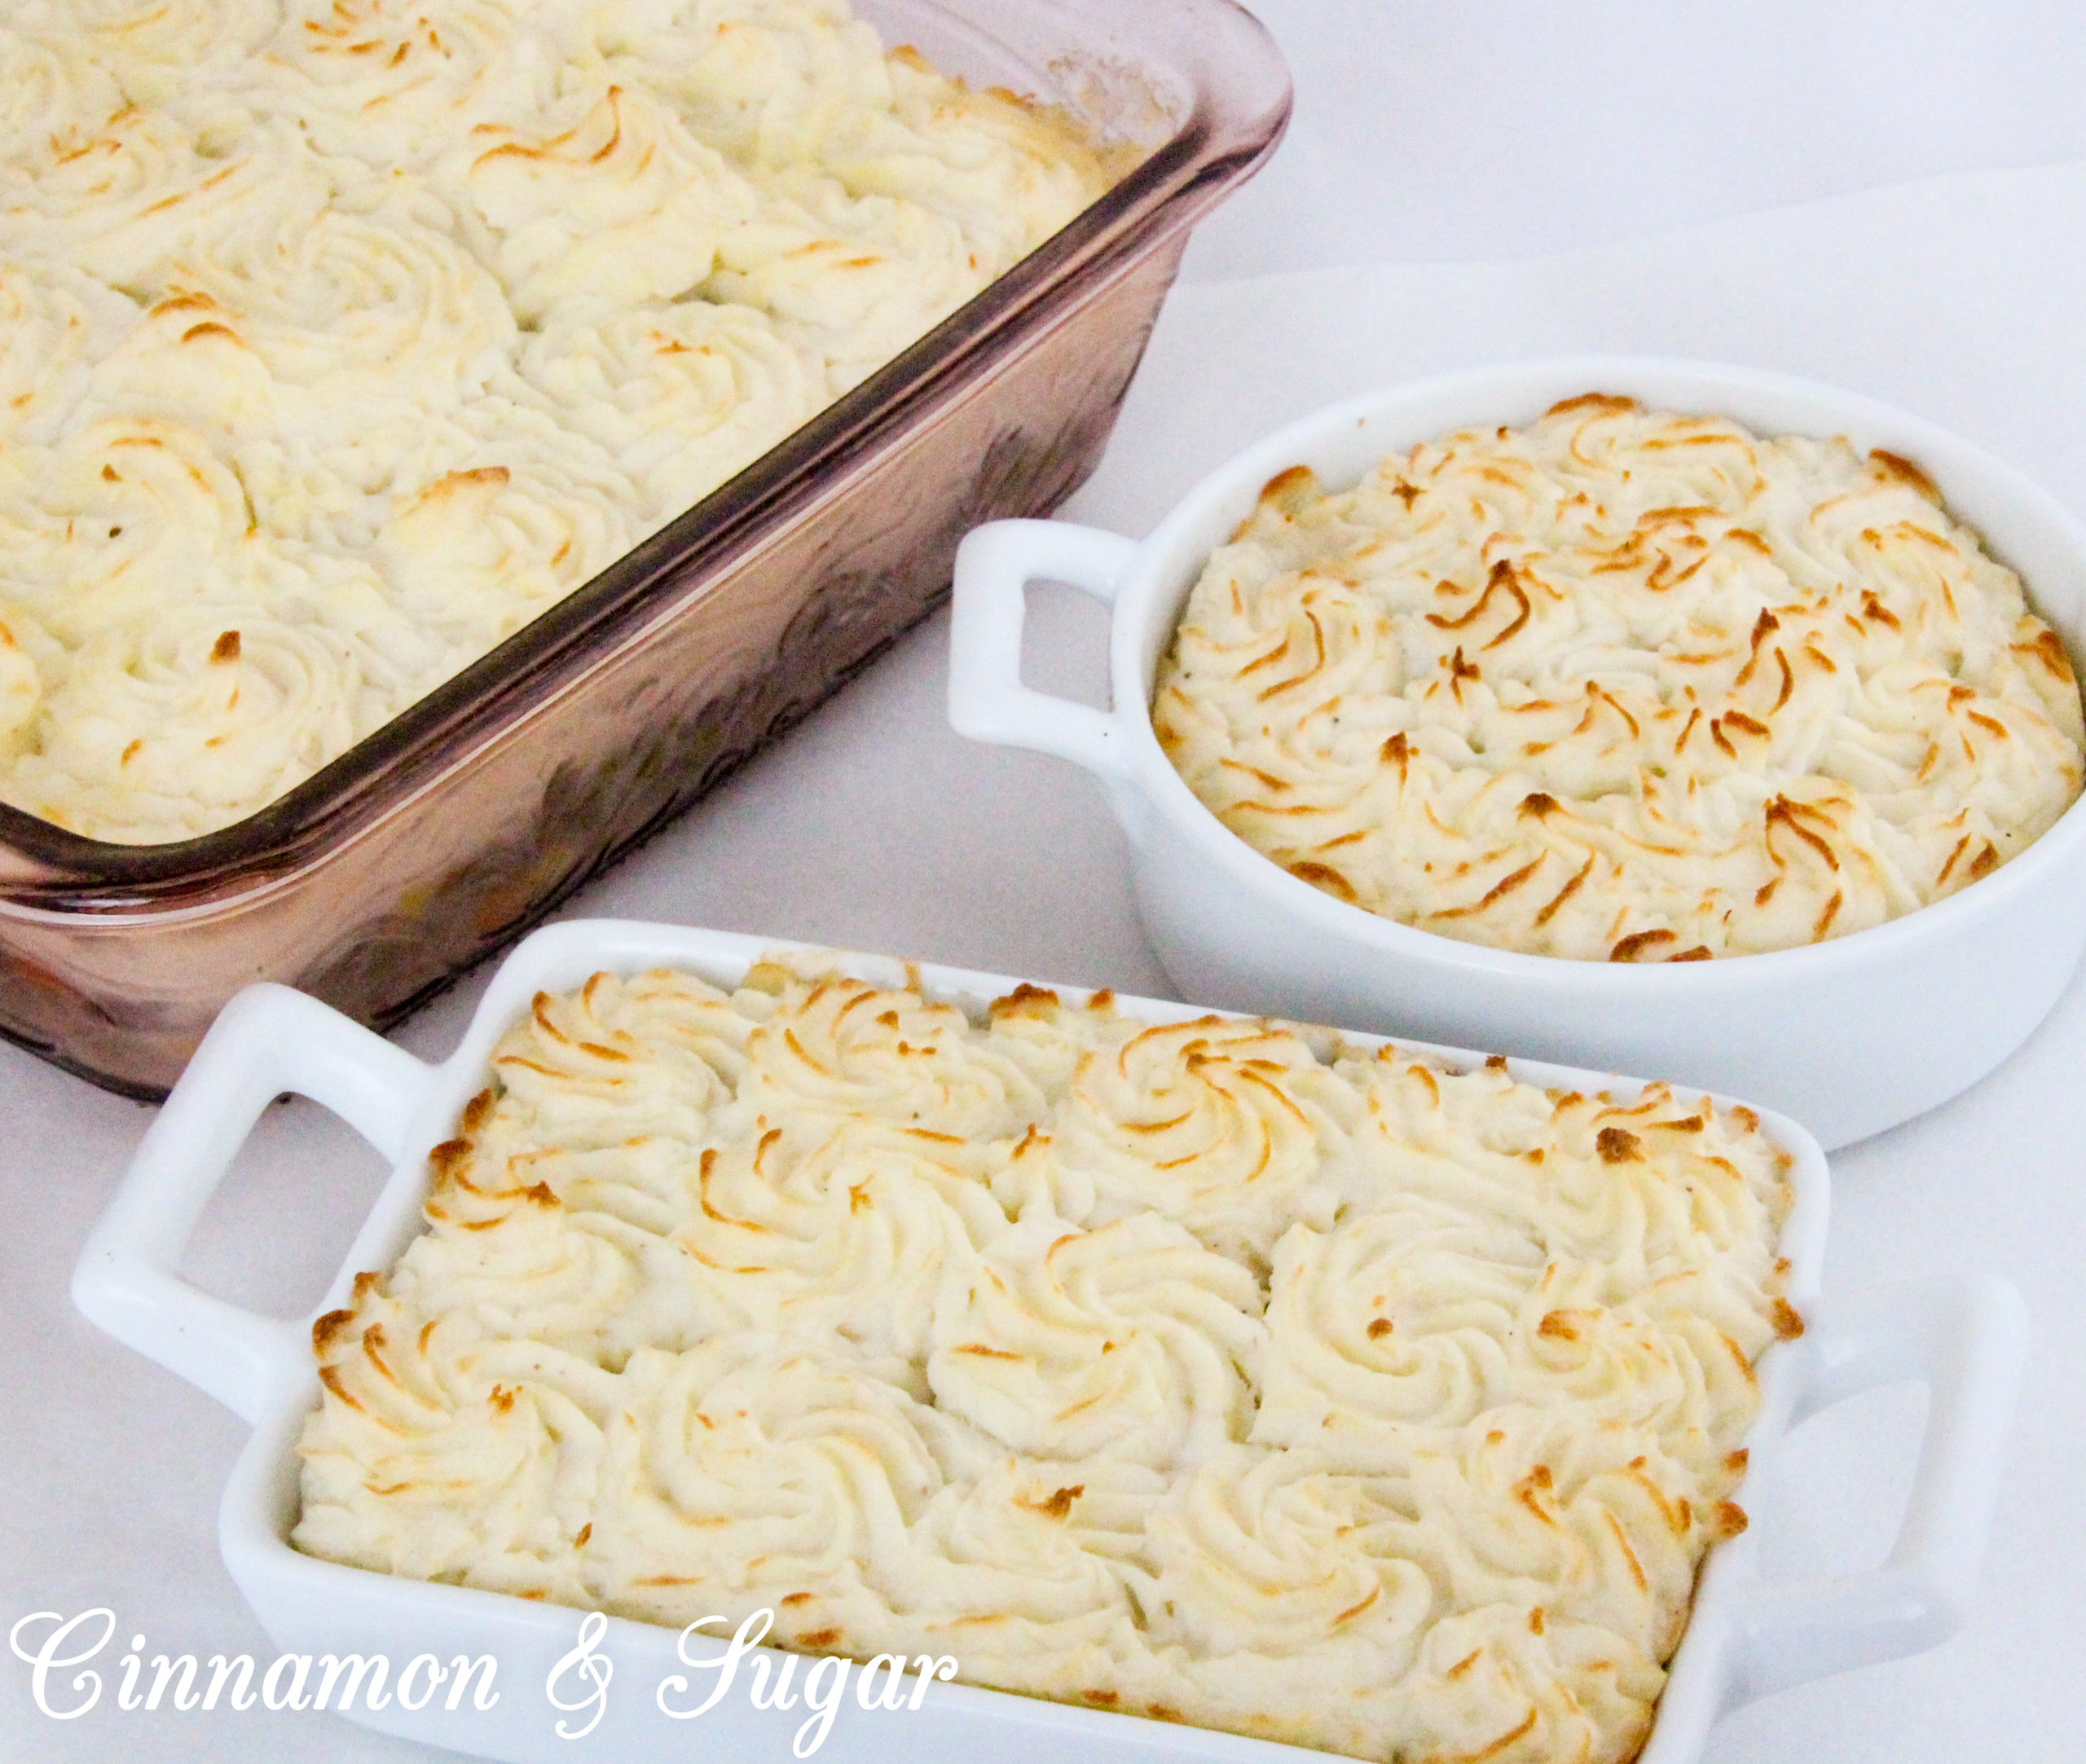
[70,920,2027,1764]
[0,0,1292,1099]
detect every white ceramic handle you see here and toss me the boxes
[948,517,1142,784]
[71,983,438,1427]
[1727,1275,2029,1705]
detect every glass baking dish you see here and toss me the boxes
[0,0,1291,1099]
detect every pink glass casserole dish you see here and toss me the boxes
[0,0,1291,1099]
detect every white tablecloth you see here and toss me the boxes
[8,6,2086,1760]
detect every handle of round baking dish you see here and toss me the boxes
[948,518,1142,785]
[71,983,438,1427]
[1724,1275,2029,1707]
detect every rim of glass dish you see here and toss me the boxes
[1,24,1291,905]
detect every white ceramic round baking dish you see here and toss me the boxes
[948,357,2086,1150]
[70,918,2027,1764]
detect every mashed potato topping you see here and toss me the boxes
[1154,397,2086,961]
[296,957,1798,1763]
[0,0,1121,843]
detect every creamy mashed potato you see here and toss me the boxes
[296,957,1797,1764]
[0,0,1122,842]
[1155,396,2086,961]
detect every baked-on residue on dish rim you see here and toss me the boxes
[69,920,2029,1764]
[947,358,2086,1149]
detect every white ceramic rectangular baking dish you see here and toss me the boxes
[72,920,2026,1764]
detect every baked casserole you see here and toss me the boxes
[0,0,1123,842]
[297,955,1800,1764]
[1154,397,2086,961]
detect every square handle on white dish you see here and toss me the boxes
[1647,1274,2030,1755]
[1731,1276,2027,1699]
[71,983,438,1426]
[948,517,1140,785]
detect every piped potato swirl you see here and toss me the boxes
[297,955,1798,1764]
[1154,397,2086,961]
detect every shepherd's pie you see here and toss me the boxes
[1154,396,2086,961]
[0,0,1121,842]
[296,956,1799,1764]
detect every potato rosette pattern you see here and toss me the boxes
[0,0,1124,842]
[297,956,1799,1764]
[1154,396,2086,961]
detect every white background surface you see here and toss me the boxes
[7,3,2086,1760]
